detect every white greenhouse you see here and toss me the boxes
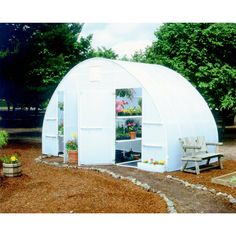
[42,58,219,172]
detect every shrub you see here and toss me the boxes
[0,130,8,148]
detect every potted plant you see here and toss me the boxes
[66,137,78,165]
[126,121,137,139]
[1,153,22,177]
[116,100,128,115]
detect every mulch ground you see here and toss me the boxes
[171,160,236,198]
[0,141,167,213]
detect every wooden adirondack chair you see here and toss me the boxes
[179,136,224,174]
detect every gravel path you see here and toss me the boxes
[95,165,236,213]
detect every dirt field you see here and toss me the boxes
[0,141,167,213]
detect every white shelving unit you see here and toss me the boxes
[116,115,142,119]
[115,115,142,143]
[115,138,142,143]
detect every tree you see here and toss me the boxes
[0,23,93,111]
[133,23,236,115]
[92,46,118,59]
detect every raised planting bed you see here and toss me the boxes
[211,171,236,188]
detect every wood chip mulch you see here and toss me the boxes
[0,142,167,213]
[171,160,236,198]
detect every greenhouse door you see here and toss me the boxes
[78,90,115,165]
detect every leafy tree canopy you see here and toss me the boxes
[0,23,93,110]
[132,23,236,113]
[92,46,118,59]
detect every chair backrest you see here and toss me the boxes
[196,136,208,153]
[179,136,208,157]
[179,137,198,157]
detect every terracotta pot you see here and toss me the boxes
[129,131,136,139]
[68,150,78,165]
[133,154,141,160]
[3,162,22,177]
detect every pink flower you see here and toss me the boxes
[115,100,128,113]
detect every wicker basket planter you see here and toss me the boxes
[3,162,22,177]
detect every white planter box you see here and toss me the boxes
[138,162,166,173]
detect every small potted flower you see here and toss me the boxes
[126,122,137,139]
[1,153,22,177]
[66,133,78,165]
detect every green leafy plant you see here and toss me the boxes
[116,89,135,100]
[116,133,130,140]
[58,102,64,111]
[127,123,137,132]
[58,123,64,135]
[138,98,142,108]
[66,140,77,150]
[0,153,20,164]
[0,130,8,148]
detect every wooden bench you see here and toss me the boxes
[179,136,224,175]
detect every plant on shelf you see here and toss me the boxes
[116,125,130,140]
[58,123,64,135]
[118,106,142,116]
[116,100,128,115]
[126,119,137,139]
[138,97,142,108]
[66,133,78,165]
[0,130,8,148]
[116,89,135,100]
[116,133,130,140]
[58,102,64,111]
[136,125,142,137]
[0,152,22,177]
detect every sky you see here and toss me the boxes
[80,23,162,58]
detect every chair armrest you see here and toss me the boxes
[183,145,201,149]
[206,142,223,146]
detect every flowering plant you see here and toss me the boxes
[143,159,165,165]
[0,152,20,164]
[66,140,77,151]
[116,100,128,114]
[66,133,78,150]
[127,122,137,132]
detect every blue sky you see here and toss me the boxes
[80,23,162,57]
